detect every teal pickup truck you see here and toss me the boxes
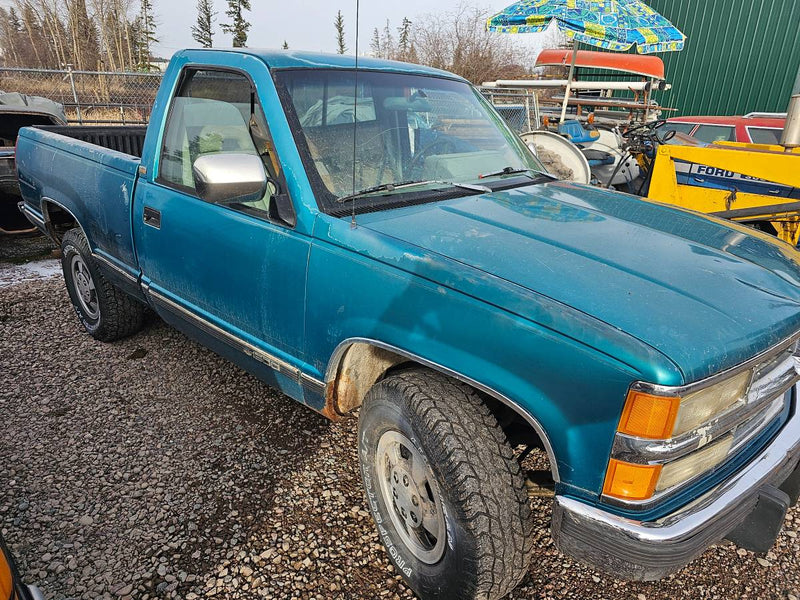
[16,49,800,600]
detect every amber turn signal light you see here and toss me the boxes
[603,459,662,500]
[0,546,13,600]
[618,390,680,439]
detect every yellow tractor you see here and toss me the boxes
[645,95,800,245]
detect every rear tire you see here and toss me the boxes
[358,369,534,600]
[61,228,144,342]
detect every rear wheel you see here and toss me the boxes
[358,369,534,600]
[61,228,144,342]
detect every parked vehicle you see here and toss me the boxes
[0,533,43,600]
[0,92,66,233]
[16,49,800,600]
[665,113,786,144]
[638,96,800,246]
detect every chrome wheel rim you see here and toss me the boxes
[376,430,446,564]
[70,254,99,320]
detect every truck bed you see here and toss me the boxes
[33,125,147,158]
[16,124,144,278]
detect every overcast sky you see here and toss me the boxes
[148,0,558,59]
[0,0,561,65]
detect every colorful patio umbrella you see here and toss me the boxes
[487,0,685,54]
[487,0,686,120]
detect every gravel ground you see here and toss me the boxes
[2,240,800,600]
[0,233,56,264]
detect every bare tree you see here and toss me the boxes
[192,0,216,48]
[411,3,532,83]
[334,10,346,54]
[0,0,144,70]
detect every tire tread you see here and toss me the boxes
[62,228,144,342]
[378,369,535,600]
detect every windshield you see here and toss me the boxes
[273,69,546,213]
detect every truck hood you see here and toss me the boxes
[356,182,800,383]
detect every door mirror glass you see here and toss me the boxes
[192,153,267,205]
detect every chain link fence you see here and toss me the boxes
[0,68,540,132]
[0,67,163,125]
[478,87,540,134]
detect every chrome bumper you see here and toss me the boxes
[552,385,800,581]
[26,585,45,600]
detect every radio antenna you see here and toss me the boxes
[350,0,360,228]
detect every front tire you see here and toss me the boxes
[358,369,534,600]
[61,228,144,342]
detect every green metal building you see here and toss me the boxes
[646,0,800,117]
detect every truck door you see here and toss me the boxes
[133,67,310,381]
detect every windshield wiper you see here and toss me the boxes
[336,179,491,203]
[478,166,556,180]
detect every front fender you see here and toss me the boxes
[305,217,667,498]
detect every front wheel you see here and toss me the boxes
[358,369,534,600]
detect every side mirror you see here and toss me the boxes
[192,153,267,204]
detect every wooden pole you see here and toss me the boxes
[559,40,578,123]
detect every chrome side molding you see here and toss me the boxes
[145,286,325,391]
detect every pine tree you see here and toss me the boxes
[69,0,100,69]
[397,17,411,60]
[191,0,216,48]
[135,0,157,71]
[334,10,346,54]
[221,0,251,48]
[370,28,380,56]
[0,7,23,65]
[382,20,394,59]
[8,6,23,32]
[406,42,418,64]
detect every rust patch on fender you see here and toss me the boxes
[321,343,406,420]
[320,380,343,421]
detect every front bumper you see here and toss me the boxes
[552,385,800,581]
[24,585,45,600]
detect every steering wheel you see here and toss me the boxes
[623,118,676,146]
[658,128,677,143]
[651,119,676,143]
[408,138,458,175]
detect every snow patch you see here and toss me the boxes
[0,259,62,288]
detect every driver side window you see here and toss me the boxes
[158,69,277,214]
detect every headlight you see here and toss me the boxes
[673,371,750,436]
[655,434,734,492]
[603,338,799,505]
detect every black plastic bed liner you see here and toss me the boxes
[34,125,147,158]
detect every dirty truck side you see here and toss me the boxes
[16,49,800,600]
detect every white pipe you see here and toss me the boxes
[781,94,800,149]
[486,80,667,91]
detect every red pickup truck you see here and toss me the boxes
[666,113,786,144]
